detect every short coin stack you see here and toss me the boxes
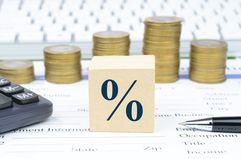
[143,16,182,83]
[93,31,130,56]
[44,45,82,84]
[0,60,35,84]
[190,39,228,83]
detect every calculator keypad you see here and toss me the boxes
[12,92,39,105]
[0,77,53,134]
[0,77,39,108]
[0,93,12,109]
[0,78,11,87]
[0,85,24,96]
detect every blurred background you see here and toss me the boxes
[0,0,240,59]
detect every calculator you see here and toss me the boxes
[0,77,53,134]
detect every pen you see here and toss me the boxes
[180,116,241,133]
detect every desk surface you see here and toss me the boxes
[1,59,241,158]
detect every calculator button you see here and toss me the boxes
[0,78,11,87]
[0,93,12,109]
[0,85,24,96]
[12,92,39,105]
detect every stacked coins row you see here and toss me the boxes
[189,39,228,83]
[143,16,182,83]
[93,31,130,56]
[0,60,35,84]
[44,45,82,84]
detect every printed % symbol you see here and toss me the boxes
[101,79,143,121]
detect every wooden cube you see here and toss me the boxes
[89,55,155,132]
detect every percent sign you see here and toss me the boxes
[101,79,143,121]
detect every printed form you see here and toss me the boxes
[1,59,241,158]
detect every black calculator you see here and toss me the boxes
[0,77,53,134]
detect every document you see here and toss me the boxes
[1,59,241,158]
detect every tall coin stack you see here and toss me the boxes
[0,60,35,84]
[93,31,130,56]
[44,45,82,84]
[190,39,228,83]
[143,16,182,83]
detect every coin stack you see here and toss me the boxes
[0,60,35,84]
[44,45,82,84]
[190,39,228,83]
[93,31,130,56]
[143,16,182,83]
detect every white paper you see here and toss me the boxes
[1,59,241,158]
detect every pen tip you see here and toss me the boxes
[179,122,187,125]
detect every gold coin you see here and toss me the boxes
[0,60,33,70]
[145,16,182,24]
[0,60,35,84]
[155,74,179,83]
[189,39,227,83]
[191,39,227,49]
[93,31,129,40]
[190,72,226,83]
[44,45,82,84]
[143,16,182,83]
[93,31,130,56]
[44,45,80,54]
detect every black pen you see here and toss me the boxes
[180,116,241,133]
